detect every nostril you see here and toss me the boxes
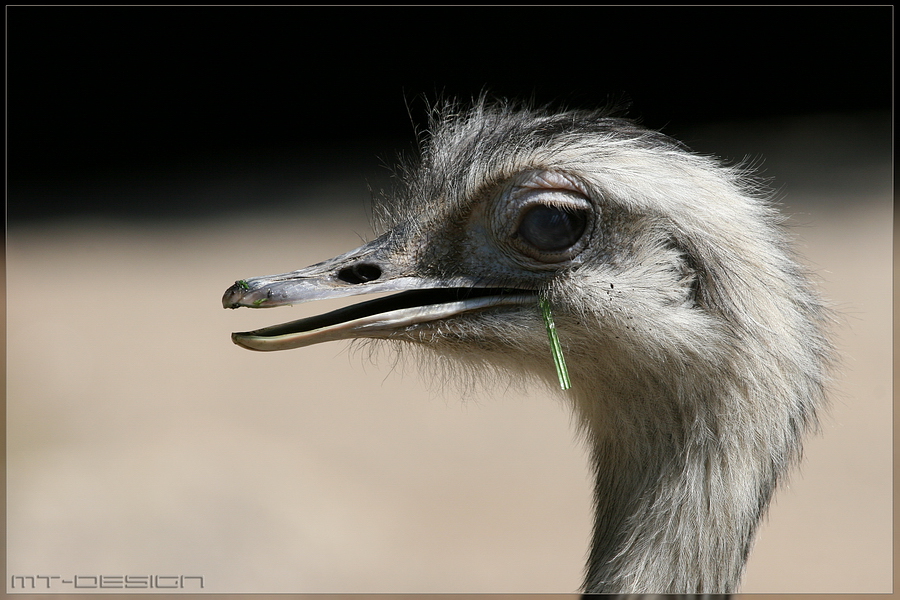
[337,263,382,284]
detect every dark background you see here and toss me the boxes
[9,6,892,222]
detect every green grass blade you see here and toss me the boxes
[540,296,571,390]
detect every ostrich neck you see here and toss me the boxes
[574,380,765,594]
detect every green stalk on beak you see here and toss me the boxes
[539,296,571,390]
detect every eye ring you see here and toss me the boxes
[508,189,594,263]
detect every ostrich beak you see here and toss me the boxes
[222,236,536,352]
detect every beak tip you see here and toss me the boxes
[231,332,258,351]
[222,282,247,309]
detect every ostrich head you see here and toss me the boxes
[222,101,831,594]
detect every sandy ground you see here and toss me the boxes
[7,114,892,594]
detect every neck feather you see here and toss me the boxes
[574,377,779,594]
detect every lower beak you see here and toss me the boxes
[227,288,536,351]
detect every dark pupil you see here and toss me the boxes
[517,205,587,252]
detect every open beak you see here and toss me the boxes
[222,236,537,352]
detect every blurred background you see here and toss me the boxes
[7,6,892,595]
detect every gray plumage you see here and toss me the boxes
[222,100,832,594]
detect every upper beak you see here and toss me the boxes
[222,235,537,352]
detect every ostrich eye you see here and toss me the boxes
[516,204,588,253]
